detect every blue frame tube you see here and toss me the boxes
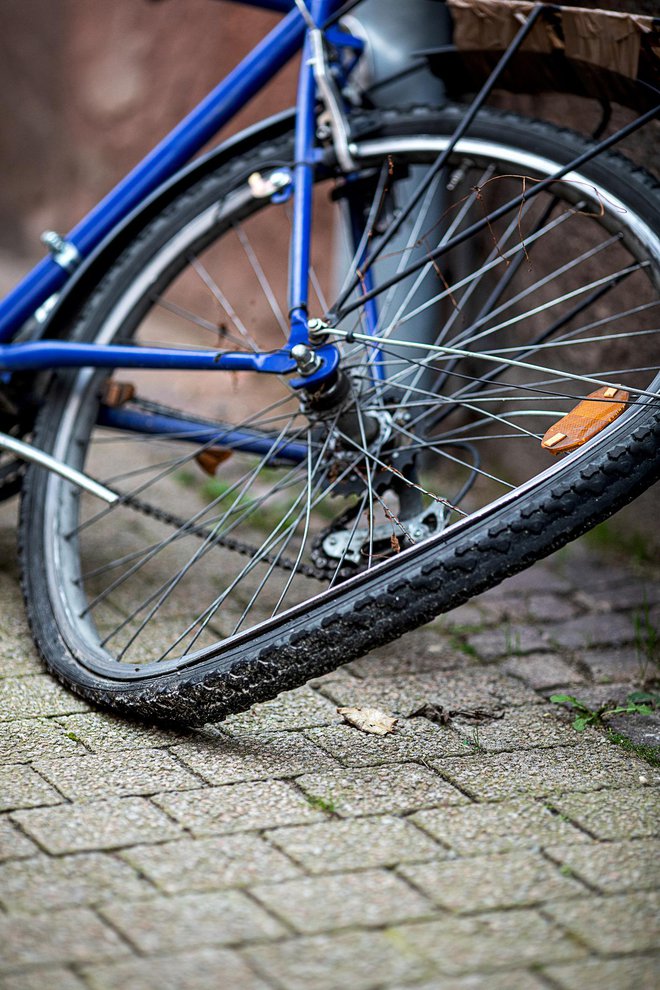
[0,339,339,385]
[98,406,307,464]
[0,341,295,373]
[288,0,335,318]
[0,4,307,342]
[288,30,317,315]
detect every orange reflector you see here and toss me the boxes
[195,447,233,476]
[102,381,136,407]
[541,386,629,454]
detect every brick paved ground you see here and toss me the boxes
[0,489,658,989]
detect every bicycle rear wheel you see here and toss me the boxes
[20,107,660,723]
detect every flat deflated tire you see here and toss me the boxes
[20,108,660,723]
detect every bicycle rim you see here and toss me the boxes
[32,112,660,681]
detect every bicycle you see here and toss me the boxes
[0,0,658,725]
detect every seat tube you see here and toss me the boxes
[288,0,336,341]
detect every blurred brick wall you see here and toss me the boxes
[2,0,657,257]
[0,0,297,257]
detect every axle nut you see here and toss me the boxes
[291,343,322,377]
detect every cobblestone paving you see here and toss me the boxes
[0,493,659,989]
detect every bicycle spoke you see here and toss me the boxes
[152,297,248,348]
[36,106,658,688]
[455,240,629,350]
[189,255,261,353]
[391,206,578,334]
[99,421,306,649]
[234,223,289,339]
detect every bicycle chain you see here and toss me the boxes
[114,487,328,581]
[96,395,323,578]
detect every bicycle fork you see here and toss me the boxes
[287,0,451,441]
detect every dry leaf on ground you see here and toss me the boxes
[337,706,398,735]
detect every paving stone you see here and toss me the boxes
[0,907,130,974]
[524,594,580,622]
[0,764,63,812]
[386,971,548,990]
[452,706,581,753]
[55,712,190,752]
[101,889,284,954]
[0,612,32,640]
[500,652,585,690]
[0,676,90,721]
[0,717,86,764]
[493,566,572,596]
[266,814,441,874]
[439,604,489,630]
[33,749,203,802]
[345,632,470,678]
[171,730,334,785]
[316,669,539,718]
[82,948,269,990]
[0,570,21,606]
[608,711,660,749]
[0,632,43,679]
[121,833,300,893]
[575,645,653,683]
[1,968,87,990]
[590,578,660,612]
[305,717,467,767]
[243,929,432,990]
[555,553,634,595]
[466,625,551,662]
[541,954,660,990]
[307,667,358,689]
[153,780,326,835]
[550,786,660,839]
[476,597,533,625]
[411,799,588,855]
[0,511,19,565]
[252,869,434,935]
[296,764,468,818]
[0,814,38,861]
[394,909,586,975]
[543,891,659,954]
[432,745,649,800]
[0,851,151,913]
[545,838,660,893]
[571,589,615,615]
[11,797,182,853]
[549,612,636,650]
[221,686,340,734]
[399,850,585,912]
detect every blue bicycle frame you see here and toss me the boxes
[0,0,348,394]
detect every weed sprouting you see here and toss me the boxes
[549,692,653,731]
[461,726,484,752]
[305,794,336,815]
[605,729,660,768]
[449,634,478,658]
[633,596,659,684]
[504,623,522,656]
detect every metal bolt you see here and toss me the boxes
[308,318,329,344]
[40,230,81,272]
[291,343,322,377]
[270,171,291,190]
[41,230,67,253]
